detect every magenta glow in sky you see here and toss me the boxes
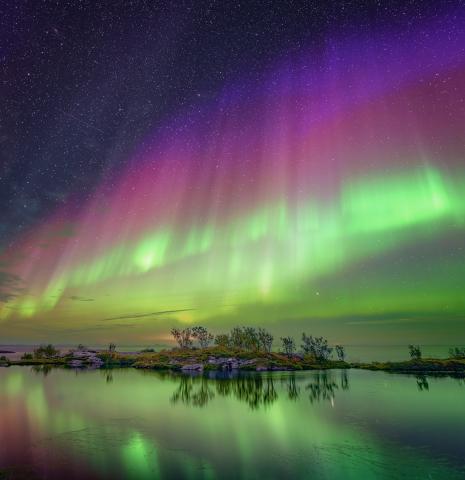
[1,7,465,344]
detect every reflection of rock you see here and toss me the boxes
[181,363,204,371]
[69,360,84,368]
[207,357,264,371]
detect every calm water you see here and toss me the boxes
[0,367,464,479]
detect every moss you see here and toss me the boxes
[10,359,64,366]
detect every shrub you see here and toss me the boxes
[214,334,230,348]
[281,336,296,358]
[171,328,193,349]
[33,344,60,359]
[448,347,465,359]
[21,353,33,360]
[408,345,422,360]
[258,328,273,353]
[192,326,214,348]
[335,345,346,361]
[301,334,333,362]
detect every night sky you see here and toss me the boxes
[1,0,465,345]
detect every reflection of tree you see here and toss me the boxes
[170,374,279,409]
[305,372,339,404]
[411,373,465,390]
[170,375,215,407]
[31,365,52,376]
[218,375,278,409]
[232,376,278,409]
[285,375,300,401]
[169,371,351,409]
[415,374,429,391]
[340,370,349,390]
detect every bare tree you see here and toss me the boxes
[335,345,346,361]
[171,327,193,349]
[230,327,246,349]
[408,344,422,360]
[301,334,333,362]
[192,326,214,349]
[243,327,259,351]
[258,328,273,353]
[281,336,296,358]
[215,334,230,348]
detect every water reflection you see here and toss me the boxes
[169,370,351,409]
[30,364,53,376]
[2,367,464,479]
[416,374,429,391]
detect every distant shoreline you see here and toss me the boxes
[1,346,464,376]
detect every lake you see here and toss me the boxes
[0,367,464,479]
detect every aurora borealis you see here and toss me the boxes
[1,2,465,345]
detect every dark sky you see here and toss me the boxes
[0,0,449,249]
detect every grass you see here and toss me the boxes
[132,346,349,371]
[5,346,465,375]
[353,357,465,373]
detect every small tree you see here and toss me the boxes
[77,344,87,351]
[335,345,346,361]
[258,328,273,353]
[243,327,259,351]
[230,327,246,349]
[192,326,214,349]
[408,344,422,360]
[301,334,332,362]
[33,344,60,359]
[281,336,296,358]
[171,327,193,349]
[108,343,116,353]
[448,347,465,359]
[214,334,230,348]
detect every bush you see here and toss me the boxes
[281,336,296,358]
[215,334,230,348]
[301,334,333,362]
[192,326,214,348]
[448,347,465,359]
[21,353,33,360]
[335,345,346,361]
[408,345,422,360]
[33,344,60,359]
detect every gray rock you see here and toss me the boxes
[69,360,84,368]
[181,363,204,371]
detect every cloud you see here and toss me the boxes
[103,308,196,321]
[0,270,24,302]
[69,295,95,302]
[346,318,420,326]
